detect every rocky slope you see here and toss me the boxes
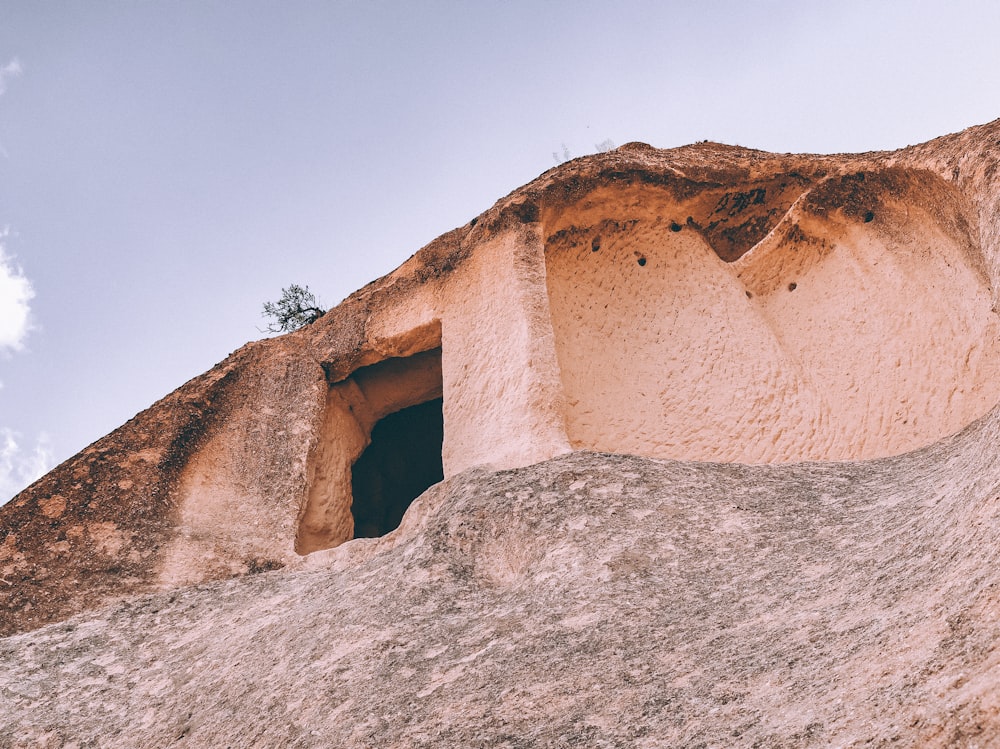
[4,398,1000,746]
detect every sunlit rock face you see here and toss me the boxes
[543,167,1000,462]
[4,120,1000,744]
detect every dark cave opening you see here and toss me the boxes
[350,397,444,538]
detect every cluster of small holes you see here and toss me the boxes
[588,236,648,267]
[585,226,678,267]
[580,209,835,295]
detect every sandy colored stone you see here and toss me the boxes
[5,406,1000,745]
[4,118,1000,649]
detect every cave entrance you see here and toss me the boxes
[296,346,443,554]
[351,397,444,538]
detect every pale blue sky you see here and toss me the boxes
[2,0,1000,500]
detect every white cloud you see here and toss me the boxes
[0,428,53,504]
[0,236,34,353]
[0,57,22,96]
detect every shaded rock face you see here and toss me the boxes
[4,119,1000,649]
[350,397,444,538]
[5,415,1000,746]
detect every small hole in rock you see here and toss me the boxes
[592,237,601,252]
[746,290,752,298]
[670,221,682,232]
[637,257,647,267]
[788,282,797,291]
[864,211,875,223]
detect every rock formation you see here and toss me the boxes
[6,435,1000,746]
[4,120,1000,746]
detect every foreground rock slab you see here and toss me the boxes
[5,403,1000,746]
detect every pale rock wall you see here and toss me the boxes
[156,145,1000,570]
[541,169,1000,462]
[739,182,1000,461]
[544,189,823,463]
[297,384,371,553]
[440,224,571,475]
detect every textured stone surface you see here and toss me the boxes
[4,403,1000,746]
[5,119,1000,645]
[545,169,1000,462]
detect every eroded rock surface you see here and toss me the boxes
[5,120,1000,740]
[4,410,1000,746]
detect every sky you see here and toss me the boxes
[1,0,1000,502]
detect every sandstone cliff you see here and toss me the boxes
[4,120,1000,746]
